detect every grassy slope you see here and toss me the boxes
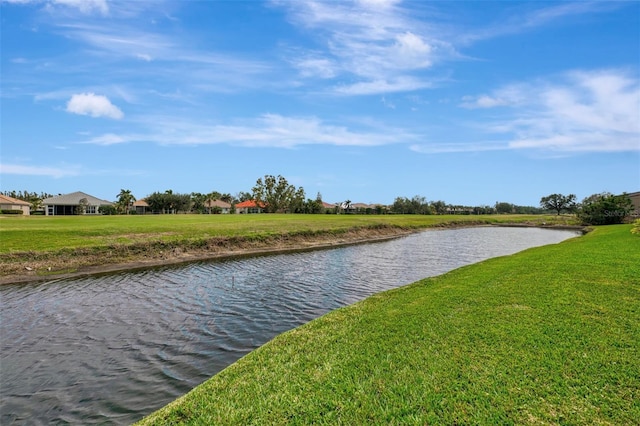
[138,225,639,425]
[0,214,572,253]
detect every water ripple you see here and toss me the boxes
[0,227,579,425]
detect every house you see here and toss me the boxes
[204,199,232,214]
[321,201,337,211]
[235,200,265,214]
[132,199,150,215]
[42,191,113,215]
[0,194,31,215]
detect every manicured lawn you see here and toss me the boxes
[137,225,639,425]
[0,214,571,253]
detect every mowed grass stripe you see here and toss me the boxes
[137,225,639,425]
[0,214,569,253]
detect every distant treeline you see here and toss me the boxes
[2,189,545,216]
[389,196,545,215]
[2,190,55,201]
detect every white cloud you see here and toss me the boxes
[410,141,508,154]
[81,113,417,148]
[52,0,108,14]
[0,163,80,178]
[458,2,620,45]
[460,95,509,109]
[1,0,40,4]
[295,57,337,79]
[49,22,271,93]
[460,85,527,109]
[444,69,640,154]
[334,76,433,95]
[277,0,451,94]
[3,0,109,14]
[135,53,152,62]
[66,93,124,119]
[356,0,402,9]
[394,32,432,68]
[83,133,126,145]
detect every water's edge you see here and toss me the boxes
[0,224,585,286]
[1,227,582,425]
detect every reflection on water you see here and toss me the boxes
[0,227,579,425]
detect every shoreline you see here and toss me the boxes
[0,227,418,286]
[135,224,637,425]
[0,223,586,286]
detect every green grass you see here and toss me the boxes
[137,225,639,425]
[0,214,574,253]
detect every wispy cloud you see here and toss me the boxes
[2,0,108,14]
[419,69,640,154]
[51,0,108,15]
[410,141,508,154]
[0,163,81,178]
[458,2,622,45]
[275,0,453,95]
[81,113,418,148]
[66,93,124,119]
[334,76,433,95]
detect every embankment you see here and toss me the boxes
[137,224,639,425]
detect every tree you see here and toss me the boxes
[235,191,253,203]
[190,192,207,214]
[146,191,167,213]
[220,193,233,204]
[495,201,514,214]
[391,196,431,215]
[540,193,577,215]
[289,187,306,213]
[252,175,304,213]
[578,192,633,225]
[146,190,189,214]
[76,198,89,215]
[430,200,447,215]
[116,189,136,215]
[29,197,43,213]
[303,198,323,214]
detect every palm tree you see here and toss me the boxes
[116,189,136,215]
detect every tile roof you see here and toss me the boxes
[0,194,31,206]
[235,200,265,208]
[42,191,113,206]
[132,199,149,207]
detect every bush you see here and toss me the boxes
[578,192,633,225]
[98,205,118,215]
[1,209,25,215]
[632,219,640,235]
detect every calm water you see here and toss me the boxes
[0,227,580,425]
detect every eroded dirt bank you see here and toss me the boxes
[1,222,586,286]
[0,226,421,285]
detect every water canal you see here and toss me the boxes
[1,226,580,424]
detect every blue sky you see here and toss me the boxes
[1,0,639,206]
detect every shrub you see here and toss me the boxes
[1,209,24,215]
[98,205,118,215]
[578,192,633,225]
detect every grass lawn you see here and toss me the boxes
[137,224,639,425]
[0,213,573,253]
